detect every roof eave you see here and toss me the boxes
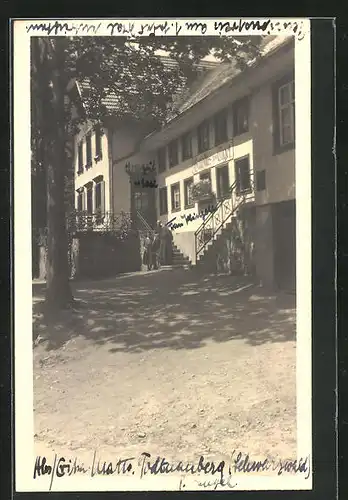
[140,37,294,149]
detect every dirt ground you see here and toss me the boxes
[33,269,297,466]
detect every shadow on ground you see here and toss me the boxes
[33,270,296,353]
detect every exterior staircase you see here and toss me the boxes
[193,179,255,272]
[169,244,191,269]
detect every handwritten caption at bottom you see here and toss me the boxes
[33,450,311,490]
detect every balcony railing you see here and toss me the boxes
[67,210,133,237]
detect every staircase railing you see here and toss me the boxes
[194,179,254,261]
[135,210,155,237]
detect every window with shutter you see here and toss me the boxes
[171,183,181,212]
[272,74,295,154]
[235,156,251,194]
[86,184,93,214]
[216,164,230,199]
[232,97,249,136]
[76,189,84,211]
[94,176,105,222]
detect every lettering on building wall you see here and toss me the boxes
[192,145,234,174]
[125,161,156,175]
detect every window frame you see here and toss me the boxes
[234,155,252,195]
[278,81,295,147]
[171,182,181,213]
[197,120,210,154]
[272,73,295,154]
[85,183,94,215]
[232,96,250,137]
[76,189,84,212]
[216,164,230,200]
[94,175,105,216]
[181,132,192,161]
[184,177,194,208]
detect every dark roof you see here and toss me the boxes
[167,36,291,119]
[76,36,291,122]
[174,62,240,115]
[77,79,122,114]
[76,58,223,118]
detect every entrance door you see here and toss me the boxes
[132,187,156,229]
[273,200,296,290]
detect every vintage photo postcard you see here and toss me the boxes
[13,17,313,492]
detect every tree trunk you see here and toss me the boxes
[42,38,73,309]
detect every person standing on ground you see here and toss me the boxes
[159,221,173,265]
[144,232,153,271]
[151,230,161,270]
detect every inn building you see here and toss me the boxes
[72,35,296,290]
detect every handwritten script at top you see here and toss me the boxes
[25,19,306,40]
[33,450,311,491]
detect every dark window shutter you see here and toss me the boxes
[82,190,85,211]
[95,125,103,160]
[100,180,105,215]
[256,170,266,191]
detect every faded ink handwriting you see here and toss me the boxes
[138,453,225,480]
[166,204,218,230]
[33,453,135,491]
[196,474,237,490]
[33,450,311,489]
[231,451,311,480]
[25,19,307,41]
[26,21,101,36]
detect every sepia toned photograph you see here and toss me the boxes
[13,18,312,492]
